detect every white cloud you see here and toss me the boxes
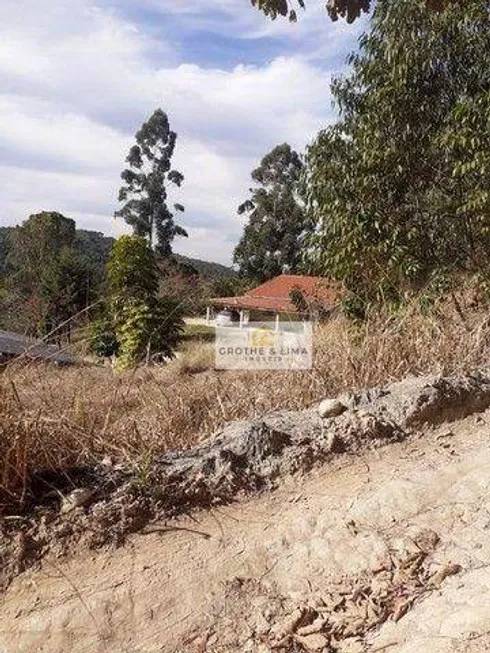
[0,97,129,173]
[0,165,120,224]
[174,226,237,266]
[0,0,361,264]
[127,0,359,46]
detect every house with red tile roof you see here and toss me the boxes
[208,274,343,328]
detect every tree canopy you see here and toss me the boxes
[251,0,368,23]
[251,0,462,23]
[304,0,490,310]
[2,212,91,338]
[107,235,183,368]
[116,109,187,258]
[234,143,307,282]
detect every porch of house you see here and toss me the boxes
[205,305,292,331]
[206,274,343,331]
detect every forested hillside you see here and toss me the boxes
[0,226,113,283]
[173,253,235,279]
[0,226,234,283]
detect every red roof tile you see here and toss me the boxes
[210,275,342,313]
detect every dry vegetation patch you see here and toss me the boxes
[1,294,490,515]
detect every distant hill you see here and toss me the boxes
[173,254,235,280]
[0,226,115,282]
[0,225,235,281]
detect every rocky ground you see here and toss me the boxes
[1,373,490,652]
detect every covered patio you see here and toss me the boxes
[207,274,342,330]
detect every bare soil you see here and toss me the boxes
[2,376,490,652]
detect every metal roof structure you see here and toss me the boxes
[0,329,75,364]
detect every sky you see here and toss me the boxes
[0,0,367,265]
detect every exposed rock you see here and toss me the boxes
[318,398,347,419]
[60,488,93,514]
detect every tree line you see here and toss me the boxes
[236,0,490,316]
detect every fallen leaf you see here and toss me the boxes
[428,562,462,588]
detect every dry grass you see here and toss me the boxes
[172,341,215,375]
[2,292,490,513]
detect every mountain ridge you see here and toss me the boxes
[0,226,235,280]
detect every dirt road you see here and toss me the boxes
[2,403,490,652]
